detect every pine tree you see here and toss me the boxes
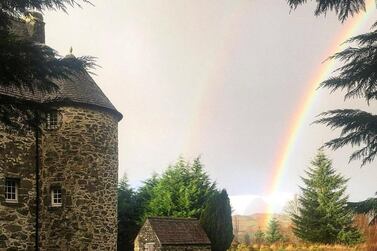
[200,189,234,251]
[253,228,265,245]
[288,0,377,166]
[265,217,284,244]
[292,151,362,244]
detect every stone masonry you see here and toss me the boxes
[0,105,120,250]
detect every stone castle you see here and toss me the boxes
[0,13,122,250]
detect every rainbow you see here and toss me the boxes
[263,0,377,228]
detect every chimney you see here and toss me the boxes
[24,11,45,43]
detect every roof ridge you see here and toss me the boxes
[147,216,198,221]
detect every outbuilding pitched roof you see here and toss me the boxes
[147,217,211,245]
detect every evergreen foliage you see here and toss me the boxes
[0,0,94,127]
[117,157,223,251]
[348,196,377,214]
[265,217,285,244]
[253,228,265,245]
[145,157,217,219]
[288,0,377,166]
[292,151,362,244]
[287,0,368,22]
[134,174,159,224]
[117,176,141,251]
[200,189,234,251]
[117,174,159,251]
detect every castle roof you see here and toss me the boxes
[2,12,122,120]
[0,69,122,120]
[147,217,211,245]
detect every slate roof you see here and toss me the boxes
[147,217,211,245]
[0,69,122,120]
[2,13,122,120]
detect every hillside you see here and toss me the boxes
[232,213,295,242]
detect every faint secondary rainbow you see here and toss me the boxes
[263,0,377,228]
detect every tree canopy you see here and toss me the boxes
[144,157,217,219]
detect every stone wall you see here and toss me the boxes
[0,126,36,251]
[161,245,211,251]
[39,106,119,250]
[134,220,161,251]
[0,105,119,250]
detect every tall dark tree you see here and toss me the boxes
[0,0,94,127]
[117,176,140,251]
[292,151,362,244]
[288,0,377,166]
[118,174,160,251]
[265,217,284,244]
[200,189,233,251]
[348,196,377,215]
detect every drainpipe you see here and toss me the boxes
[35,125,41,251]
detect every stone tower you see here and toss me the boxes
[0,13,122,250]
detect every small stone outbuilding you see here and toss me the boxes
[134,217,211,251]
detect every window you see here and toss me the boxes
[51,187,62,207]
[144,243,155,251]
[46,111,59,130]
[5,179,18,203]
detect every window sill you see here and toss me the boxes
[48,205,63,211]
[4,201,20,207]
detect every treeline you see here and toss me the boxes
[233,151,368,250]
[117,157,233,251]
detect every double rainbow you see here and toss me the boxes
[263,0,377,227]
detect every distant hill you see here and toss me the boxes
[232,213,296,242]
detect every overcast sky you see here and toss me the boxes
[45,0,377,214]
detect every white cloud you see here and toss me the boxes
[230,192,294,215]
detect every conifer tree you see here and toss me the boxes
[292,151,362,244]
[253,228,265,245]
[117,176,140,251]
[265,217,284,244]
[200,189,233,251]
[144,157,217,219]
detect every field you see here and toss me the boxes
[232,213,377,251]
[230,243,377,251]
